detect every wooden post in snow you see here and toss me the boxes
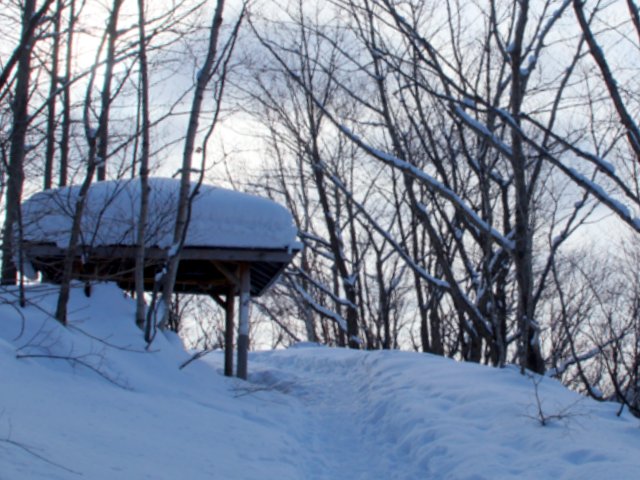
[224,284,235,377]
[237,263,250,380]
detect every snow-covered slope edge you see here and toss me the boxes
[1,284,638,480]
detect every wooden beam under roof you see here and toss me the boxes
[21,241,299,297]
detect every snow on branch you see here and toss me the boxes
[520,112,640,208]
[414,201,493,337]
[454,106,513,158]
[298,230,332,250]
[519,0,572,80]
[497,110,640,233]
[293,266,358,310]
[573,0,640,161]
[547,333,628,380]
[250,26,514,254]
[292,279,348,332]
[454,101,640,234]
[321,165,449,290]
[333,124,515,252]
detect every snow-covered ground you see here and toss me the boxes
[1,283,639,479]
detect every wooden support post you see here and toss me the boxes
[224,285,235,377]
[237,263,250,380]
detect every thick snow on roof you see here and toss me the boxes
[21,177,299,250]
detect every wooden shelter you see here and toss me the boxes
[21,242,298,379]
[20,178,301,380]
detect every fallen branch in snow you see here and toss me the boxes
[68,323,154,354]
[525,374,584,427]
[0,437,82,475]
[179,348,215,370]
[15,352,131,390]
[0,413,82,476]
[0,289,27,340]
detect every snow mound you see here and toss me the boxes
[1,284,639,479]
[21,177,299,250]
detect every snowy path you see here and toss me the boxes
[248,348,473,479]
[250,348,405,479]
[248,347,640,480]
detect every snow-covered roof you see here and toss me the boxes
[21,177,299,251]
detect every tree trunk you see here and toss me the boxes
[55,1,121,324]
[156,0,227,330]
[134,0,151,328]
[510,0,544,374]
[44,0,62,190]
[59,0,76,188]
[96,0,123,182]
[1,0,36,286]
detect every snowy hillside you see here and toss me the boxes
[1,284,639,479]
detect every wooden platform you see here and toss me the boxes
[22,242,296,296]
[21,241,299,379]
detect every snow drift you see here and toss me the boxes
[1,283,639,479]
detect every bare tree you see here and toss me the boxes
[43,0,63,191]
[0,0,55,95]
[246,0,640,381]
[54,1,127,324]
[149,0,246,340]
[58,0,77,188]
[134,0,152,328]
[95,0,124,182]
[1,0,39,286]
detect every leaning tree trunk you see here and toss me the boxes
[134,0,151,328]
[155,0,227,331]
